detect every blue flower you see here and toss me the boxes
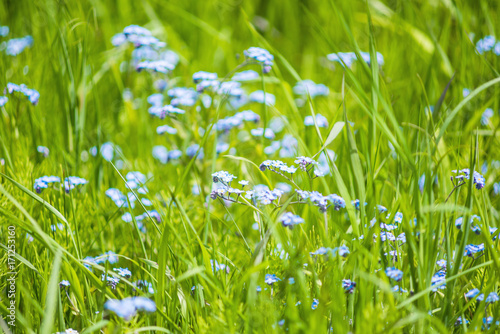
[342,279,356,293]
[4,36,33,56]
[149,104,185,119]
[465,288,483,300]
[114,268,132,277]
[454,316,469,326]
[64,176,88,193]
[210,259,230,273]
[0,96,8,107]
[0,26,9,37]
[476,35,496,54]
[311,298,319,310]
[249,90,275,105]
[293,80,329,98]
[463,88,470,98]
[59,280,70,288]
[37,146,50,157]
[250,128,275,140]
[385,267,403,281]
[34,176,60,193]
[431,270,446,291]
[452,169,485,189]
[265,274,281,285]
[104,297,156,320]
[152,145,169,164]
[192,71,218,83]
[231,70,259,81]
[486,292,499,303]
[464,243,485,257]
[481,108,494,126]
[136,60,175,73]
[280,212,304,228]
[243,47,274,71]
[7,83,39,105]
[304,114,328,128]
[156,125,177,135]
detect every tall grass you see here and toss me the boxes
[0,0,499,333]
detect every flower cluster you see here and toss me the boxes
[327,51,384,67]
[243,47,274,73]
[452,169,485,189]
[104,297,156,320]
[4,35,33,56]
[259,160,297,174]
[6,82,40,105]
[279,212,304,228]
[215,110,260,132]
[296,190,346,212]
[476,35,500,55]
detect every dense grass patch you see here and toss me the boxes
[1,0,500,333]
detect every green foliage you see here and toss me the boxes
[0,0,499,333]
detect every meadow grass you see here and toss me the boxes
[0,0,500,333]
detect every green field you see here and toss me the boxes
[1,0,500,333]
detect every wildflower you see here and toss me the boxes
[55,329,79,334]
[454,316,469,326]
[136,60,175,73]
[481,108,494,126]
[431,270,446,291]
[342,279,356,293]
[104,297,156,320]
[293,80,329,98]
[464,243,485,257]
[385,267,403,281]
[59,280,70,288]
[64,176,88,193]
[6,83,40,105]
[276,182,292,193]
[212,171,237,184]
[0,96,7,107]
[251,128,275,140]
[311,298,319,310]
[260,160,297,174]
[34,176,60,193]
[0,26,8,36]
[465,288,483,300]
[436,259,447,268]
[4,35,33,56]
[186,144,203,159]
[463,88,470,98]
[95,251,119,264]
[452,169,485,189]
[114,268,132,277]
[168,149,182,160]
[476,35,497,54]
[378,232,396,242]
[101,274,120,289]
[295,156,318,172]
[304,114,328,128]
[210,259,230,273]
[280,212,304,228]
[156,125,177,135]
[238,180,249,187]
[232,70,259,81]
[243,47,274,72]
[36,146,50,157]
[152,146,169,164]
[149,104,185,119]
[168,87,198,107]
[192,71,218,83]
[134,280,155,294]
[289,277,295,284]
[249,90,275,105]
[419,174,425,193]
[486,292,499,303]
[327,51,384,67]
[393,285,408,293]
[265,274,281,285]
